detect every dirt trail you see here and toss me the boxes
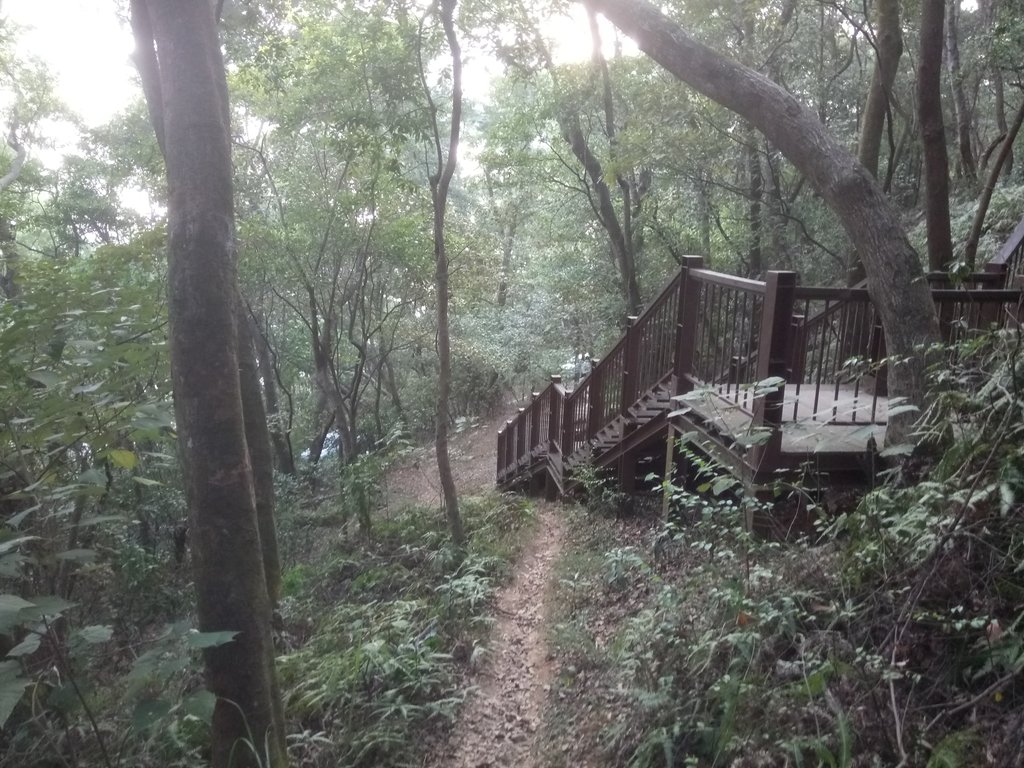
[387,405,566,767]
[426,502,565,768]
[385,409,514,511]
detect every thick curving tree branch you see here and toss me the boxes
[581,0,941,442]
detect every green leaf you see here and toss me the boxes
[18,596,75,624]
[106,449,137,470]
[182,690,216,723]
[735,429,773,447]
[6,634,41,658]
[27,370,61,388]
[711,476,736,496]
[132,697,172,731]
[132,476,162,487]
[77,625,113,644]
[0,554,27,579]
[71,382,102,395]
[0,661,30,727]
[0,537,38,556]
[6,506,38,529]
[886,404,921,417]
[0,594,37,632]
[186,631,239,649]
[77,468,108,487]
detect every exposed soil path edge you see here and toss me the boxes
[425,502,565,768]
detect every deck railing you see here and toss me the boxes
[990,217,1024,284]
[497,253,1024,490]
[790,286,883,424]
[688,268,767,411]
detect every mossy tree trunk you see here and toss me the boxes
[918,0,954,271]
[129,1,286,765]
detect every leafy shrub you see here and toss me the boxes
[275,492,532,768]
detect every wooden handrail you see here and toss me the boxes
[989,215,1024,279]
[691,268,767,294]
[497,224,1024,488]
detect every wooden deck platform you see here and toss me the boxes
[497,245,1024,500]
[687,385,887,453]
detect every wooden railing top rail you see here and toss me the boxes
[691,268,766,294]
[571,332,626,402]
[926,270,1008,287]
[498,221,1024,490]
[990,215,1024,271]
[633,271,682,325]
[930,287,1023,301]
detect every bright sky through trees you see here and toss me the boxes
[2,1,621,125]
[5,0,136,126]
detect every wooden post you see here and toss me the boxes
[621,316,641,417]
[503,420,513,479]
[751,271,797,478]
[587,363,604,441]
[546,376,563,498]
[788,314,806,381]
[619,318,643,493]
[561,396,574,461]
[515,408,526,468]
[549,375,562,452]
[496,427,504,482]
[673,256,704,396]
[529,391,541,455]
[984,260,1010,288]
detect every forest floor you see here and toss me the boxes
[383,411,508,511]
[424,501,564,768]
[376,404,1024,768]
[384,405,568,768]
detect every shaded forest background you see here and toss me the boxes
[1,0,1024,765]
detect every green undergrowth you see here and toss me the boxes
[540,331,1024,767]
[275,490,535,767]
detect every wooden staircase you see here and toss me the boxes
[498,228,1024,501]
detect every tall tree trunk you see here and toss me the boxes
[537,12,642,315]
[850,0,902,283]
[560,116,642,312]
[0,217,18,300]
[0,120,27,194]
[945,0,977,183]
[737,0,763,277]
[483,170,521,308]
[919,0,955,271]
[496,219,515,307]
[238,311,282,606]
[993,72,1012,177]
[588,6,643,312]
[423,0,465,546]
[129,1,286,766]
[251,314,296,475]
[383,358,405,421]
[964,97,1024,268]
[583,0,940,442]
[858,0,903,178]
[0,123,25,300]
[981,0,1013,178]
